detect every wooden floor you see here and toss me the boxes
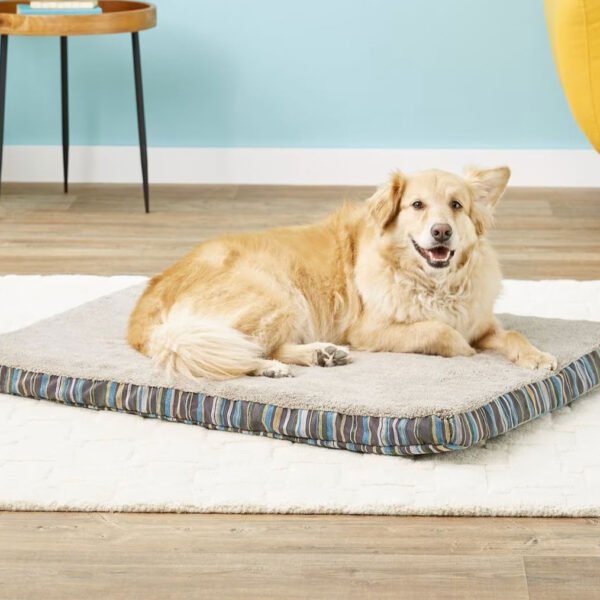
[2,513,600,600]
[1,183,600,600]
[0,182,599,278]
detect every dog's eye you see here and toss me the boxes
[450,200,463,210]
[412,200,425,210]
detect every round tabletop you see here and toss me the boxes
[0,1,156,36]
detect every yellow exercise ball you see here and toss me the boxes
[545,0,600,151]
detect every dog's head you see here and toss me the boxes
[366,166,510,272]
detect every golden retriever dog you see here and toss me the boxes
[128,166,557,380]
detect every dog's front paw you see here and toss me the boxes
[436,328,476,358]
[455,341,477,357]
[515,350,557,371]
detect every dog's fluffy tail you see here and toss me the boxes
[148,304,264,380]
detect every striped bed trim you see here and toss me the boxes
[1,348,599,456]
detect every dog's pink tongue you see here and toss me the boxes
[429,247,450,260]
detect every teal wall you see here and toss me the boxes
[5,0,587,148]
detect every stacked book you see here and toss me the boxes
[17,1,102,15]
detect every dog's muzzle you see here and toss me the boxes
[411,238,456,269]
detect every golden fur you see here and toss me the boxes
[128,167,557,379]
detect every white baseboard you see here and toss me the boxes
[3,146,599,187]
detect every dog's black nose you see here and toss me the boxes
[431,223,452,243]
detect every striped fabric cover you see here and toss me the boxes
[1,348,599,456]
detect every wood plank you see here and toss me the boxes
[0,554,529,600]
[2,514,599,557]
[525,556,600,600]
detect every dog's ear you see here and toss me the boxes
[367,171,406,230]
[465,166,511,235]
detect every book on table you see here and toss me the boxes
[18,1,102,15]
[30,1,99,7]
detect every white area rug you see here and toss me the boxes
[1,275,599,516]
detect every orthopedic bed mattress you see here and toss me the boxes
[0,284,598,456]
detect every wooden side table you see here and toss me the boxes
[0,1,157,212]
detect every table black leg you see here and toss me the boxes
[61,36,69,194]
[0,35,8,196]
[132,32,149,213]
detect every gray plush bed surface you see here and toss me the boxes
[0,284,599,419]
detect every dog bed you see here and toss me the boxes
[0,284,599,456]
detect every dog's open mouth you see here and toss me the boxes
[411,238,455,269]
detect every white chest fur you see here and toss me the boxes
[391,274,475,336]
[355,245,501,341]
